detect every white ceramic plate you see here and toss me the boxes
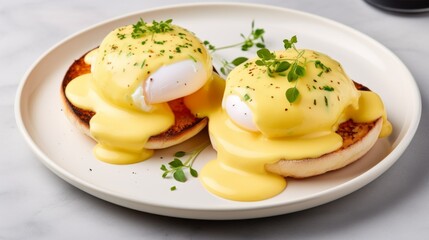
[15,3,421,220]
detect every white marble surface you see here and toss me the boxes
[2,0,429,239]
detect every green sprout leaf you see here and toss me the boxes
[283,35,298,50]
[160,164,167,171]
[276,61,291,72]
[174,151,186,158]
[286,87,300,103]
[173,169,186,182]
[287,70,298,82]
[220,67,227,76]
[295,65,306,76]
[257,48,274,60]
[231,57,248,66]
[255,60,265,66]
[256,42,266,48]
[190,168,198,178]
[168,158,184,168]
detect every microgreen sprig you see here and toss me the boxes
[255,48,291,77]
[204,20,265,52]
[161,142,209,183]
[131,18,174,39]
[255,35,306,103]
[204,20,266,76]
[219,57,249,76]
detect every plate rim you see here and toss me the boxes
[14,2,422,219]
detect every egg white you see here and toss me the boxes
[132,59,208,111]
[223,95,258,132]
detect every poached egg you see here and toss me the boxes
[189,48,392,201]
[65,20,212,164]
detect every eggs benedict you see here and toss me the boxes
[188,39,392,201]
[61,19,213,164]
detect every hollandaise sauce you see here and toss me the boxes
[188,49,392,201]
[66,22,211,164]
